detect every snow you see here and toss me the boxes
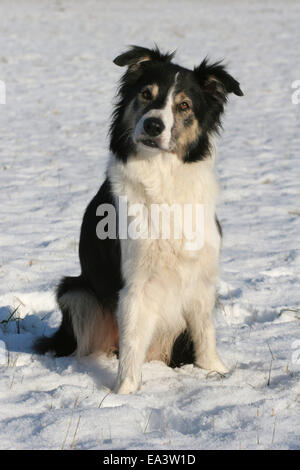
[0,0,300,450]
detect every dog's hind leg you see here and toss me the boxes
[58,287,100,357]
[34,276,118,357]
[34,276,84,356]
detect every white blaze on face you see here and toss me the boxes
[157,84,175,150]
[134,74,179,151]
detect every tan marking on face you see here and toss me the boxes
[139,83,159,103]
[124,86,160,139]
[171,92,201,160]
[174,91,193,108]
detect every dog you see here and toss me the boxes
[35,45,243,394]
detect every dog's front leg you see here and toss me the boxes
[185,288,228,374]
[114,286,158,394]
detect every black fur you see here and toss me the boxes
[113,44,175,68]
[34,276,78,356]
[79,178,123,309]
[34,178,122,356]
[169,330,195,368]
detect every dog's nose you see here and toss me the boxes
[143,117,165,137]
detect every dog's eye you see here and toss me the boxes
[141,89,152,100]
[178,101,190,111]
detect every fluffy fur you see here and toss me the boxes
[35,45,243,394]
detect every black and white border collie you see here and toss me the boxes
[35,46,243,394]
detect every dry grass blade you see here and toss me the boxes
[0,305,20,325]
[143,409,153,434]
[61,410,74,450]
[266,341,275,360]
[288,210,300,216]
[271,417,277,445]
[98,390,112,408]
[278,308,300,319]
[267,360,273,387]
[70,415,81,450]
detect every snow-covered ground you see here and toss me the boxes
[0,0,300,450]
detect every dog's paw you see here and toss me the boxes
[113,377,139,395]
[195,357,229,375]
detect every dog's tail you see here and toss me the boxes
[34,276,118,357]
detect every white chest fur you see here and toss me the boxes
[109,149,227,394]
[108,149,221,269]
[108,149,221,323]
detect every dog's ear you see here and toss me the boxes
[194,58,243,98]
[113,45,175,69]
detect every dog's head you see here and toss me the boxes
[110,45,243,163]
